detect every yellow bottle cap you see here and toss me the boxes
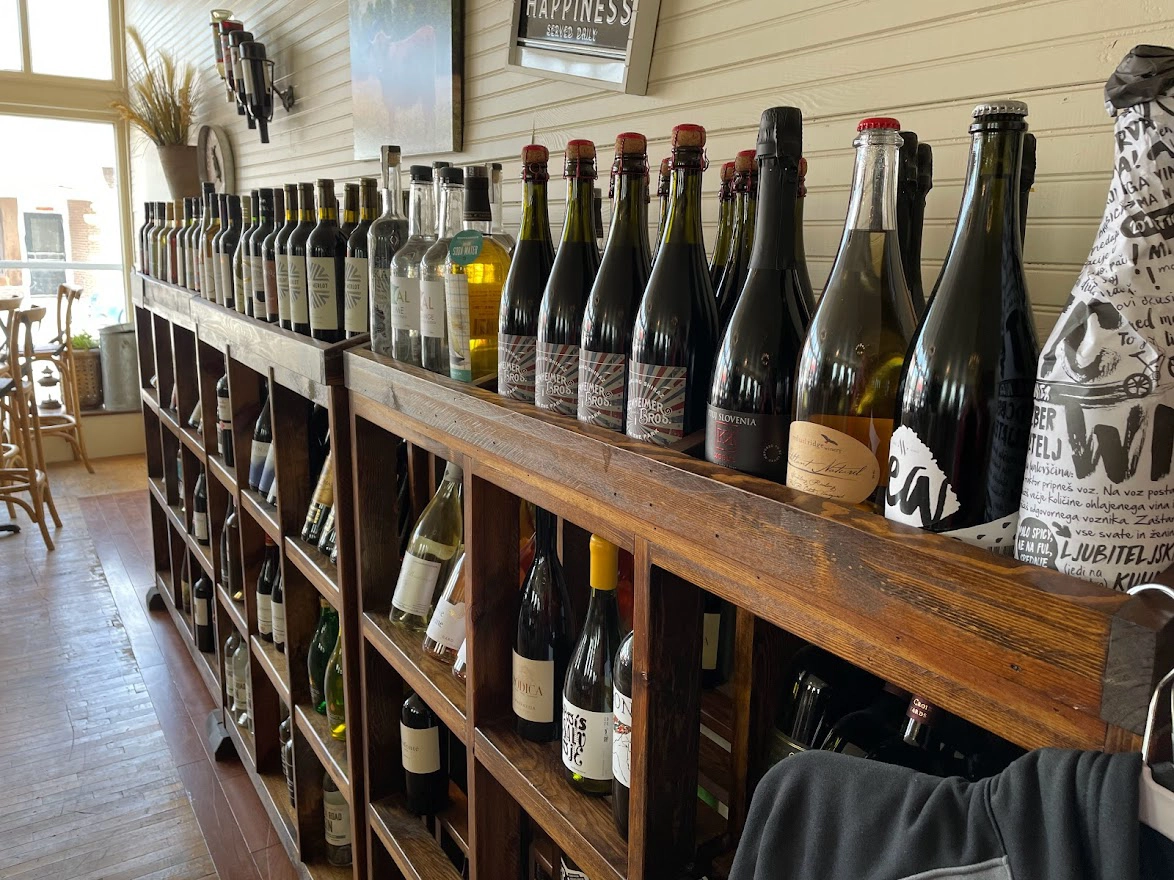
[589,535,619,591]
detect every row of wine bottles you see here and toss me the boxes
[275,706,353,867]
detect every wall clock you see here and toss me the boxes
[197,125,236,193]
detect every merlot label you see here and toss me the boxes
[786,421,882,504]
[391,553,443,617]
[445,274,472,381]
[705,406,788,480]
[419,279,447,339]
[308,256,339,331]
[561,698,612,782]
[287,257,309,324]
[613,688,632,788]
[578,350,626,431]
[425,596,466,651]
[702,612,720,670]
[400,723,441,774]
[498,333,537,402]
[536,341,579,415]
[512,652,555,723]
[626,361,686,445]
[344,256,369,334]
[390,275,421,331]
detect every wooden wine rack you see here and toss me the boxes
[134,272,1174,880]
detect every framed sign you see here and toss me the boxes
[506,0,661,95]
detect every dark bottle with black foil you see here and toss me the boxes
[579,133,652,433]
[706,107,810,483]
[287,182,316,336]
[497,145,555,403]
[275,183,299,329]
[536,140,601,416]
[215,373,233,466]
[1019,132,1035,245]
[340,182,359,240]
[218,195,241,311]
[344,177,378,337]
[221,499,242,603]
[307,179,347,343]
[237,192,258,316]
[250,189,276,320]
[628,124,720,445]
[261,187,285,323]
[896,132,924,315]
[401,693,450,815]
[714,149,758,329]
[884,101,1038,555]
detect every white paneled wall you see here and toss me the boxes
[126,0,1174,335]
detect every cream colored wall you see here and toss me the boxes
[126,0,1174,337]
[44,412,147,463]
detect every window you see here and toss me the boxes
[0,0,114,80]
[0,0,20,72]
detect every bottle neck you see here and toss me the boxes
[660,151,706,248]
[437,185,464,237]
[844,131,901,232]
[384,163,403,219]
[749,155,799,270]
[947,125,1024,261]
[491,173,506,234]
[534,507,556,555]
[465,215,491,234]
[284,190,297,223]
[607,164,651,257]
[561,174,596,245]
[409,181,437,237]
[518,177,552,242]
[794,191,807,264]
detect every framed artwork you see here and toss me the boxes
[348,0,464,158]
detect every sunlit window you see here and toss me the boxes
[28,0,113,80]
[0,0,21,72]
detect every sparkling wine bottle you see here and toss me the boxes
[896,131,923,315]
[787,117,917,506]
[390,462,463,629]
[401,692,449,815]
[287,182,316,336]
[275,183,299,329]
[794,158,817,321]
[1018,133,1035,245]
[652,156,670,263]
[344,177,378,337]
[387,165,437,363]
[536,140,601,415]
[714,149,759,329]
[612,628,633,838]
[709,160,736,286]
[421,168,462,373]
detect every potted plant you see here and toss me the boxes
[112,27,200,199]
[71,331,103,409]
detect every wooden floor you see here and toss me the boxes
[0,455,297,880]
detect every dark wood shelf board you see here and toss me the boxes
[697,731,732,809]
[437,782,469,855]
[189,534,215,579]
[257,769,298,847]
[294,703,350,801]
[218,582,248,637]
[180,425,205,457]
[369,793,463,880]
[158,404,183,440]
[242,488,281,543]
[147,476,168,510]
[164,502,186,539]
[474,726,626,880]
[208,454,238,495]
[252,634,292,705]
[141,387,161,415]
[224,707,257,771]
[701,687,734,746]
[287,536,342,607]
[363,612,467,742]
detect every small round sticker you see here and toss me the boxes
[449,230,484,266]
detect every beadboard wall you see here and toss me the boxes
[126,0,1174,334]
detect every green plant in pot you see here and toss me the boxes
[112,27,200,199]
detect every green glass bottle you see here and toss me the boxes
[708,160,736,286]
[287,182,316,336]
[714,150,758,329]
[324,629,346,741]
[307,178,347,343]
[307,599,339,715]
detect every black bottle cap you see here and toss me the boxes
[463,175,491,220]
[433,160,451,170]
[202,181,217,196]
[1020,133,1036,191]
[756,106,803,161]
[439,166,464,185]
[409,164,433,182]
[917,143,934,194]
[1106,45,1174,109]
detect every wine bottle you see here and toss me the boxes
[221,499,243,602]
[218,195,242,311]
[535,141,601,415]
[187,198,204,293]
[701,595,735,688]
[318,507,337,559]
[271,570,286,653]
[388,167,438,364]
[445,165,512,382]
[323,772,352,866]
[498,145,556,402]
[287,182,316,336]
[160,200,176,282]
[771,645,882,759]
[343,177,378,337]
[706,107,810,483]
[420,168,463,373]
[422,546,466,664]
[490,161,517,254]
[866,695,951,776]
[612,628,633,838]
[251,189,276,320]
[137,201,152,275]
[578,133,652,433]
[248,391,272,492]
[794,158,816,316]
[175,449,184,511]
[187,398,202,430]
[308,599,339,714]
[709,160,736,286]
[257,534,278,643]
[714,150,758,328]
[896,132,924,315]
[264,454,278,506]
[513,507,572,743]
[232,635,251,727]
[401,692,450,815]
[275,183,299,329]
[239,191,260,316]
[340,182,359,240]
[191,470,210,545]
[562,535,621,795]
[302,451,334,545]
[216,373,233,465]
[1019,133,1035,245]
[324,629,346,740]
[390,462,463,629]
[787,117,917,506]
[224,631,240,714]
[307,179,347,343]
[177,198,191,288]
[594,186,606,256]
[279,710,294,801]
[627,124,721,445]
[652,156,670,263]
[193,574,215,653]
[150,200,167,280]
[167,200,183,284]
[369,146,411,355]
[261,187,285,323]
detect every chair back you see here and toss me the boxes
[55,284,83,348]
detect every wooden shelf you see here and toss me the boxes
[242,487,281,542]
[258,770,297,843]
[223,705,256,770]
[700,688,734,746]
[218,582,247,636]
[697,731,732,809]
[295,703,350,801]
[141,387,160,414]
[147,476,167,510]
[189,533,214,579]
[158,403,182,439]
[209,454,238,495]
[363,612,467,743]
[475,725,626,880]
[369,792,463,880]
[180,424,204,456]
[287,535,341,607]
[252,634,291,705]
[437,783,469,855]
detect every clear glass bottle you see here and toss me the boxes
[420,169,464,373]
[490,161,516,254]
[388,165,438,364]
[324,629,346,741]
[232,636,251,729]
[368,146,410,354]
[224,631,241,717]
[422,547,466,664]
[390,462,463,630]
[279,709,295,803]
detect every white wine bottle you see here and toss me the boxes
[422,547,466,664]
[390,462,463,629]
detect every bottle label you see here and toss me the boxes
[578,350,626,431]
[288,257,309,324]
[536,341,579,415]
[786,420,883,504]
[221,253,235,303]
[249,441,270,489]
[324,797,351,846]
[193,512,209,543]
[391,553,443,617]
[195,596,210,627]
[906,695,939,725]
[312,467,335,508]
[276,253,290,320]
[425,596,466,651]
[204,254,218,301]
[705,406,789,480]
[420,278,447,339]
[613,688,632,788]
[344,256,369,334]
[272,596,286,646]
[498,333,537,402]
[511,652,555,723]
[240,248,252,298]
[309,256,339,331]
[390,275,421,332]
[217,395,232,425]
[561,698,613,782]
[449,229,483,265]
[251,254,264,299]
[371,267,392,353]
[234,665,249,708]
[264,258,279,317]
[561,858,589,880]
[399,723,442,774]
[257,593,272,635]
[445,273,472,381]
[259,444,277,494]
[702,612,720,670]
[626,361,687,445]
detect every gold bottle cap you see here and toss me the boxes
[589,535,619,591]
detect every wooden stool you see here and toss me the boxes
[0,304,61,549]
[32,284,93,473]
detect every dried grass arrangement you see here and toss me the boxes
[111,27,199,146]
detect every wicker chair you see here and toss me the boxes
[32,283,94,473]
